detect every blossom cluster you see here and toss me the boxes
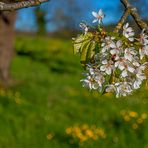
[79,9,148,98]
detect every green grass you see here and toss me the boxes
[0,35,148,148]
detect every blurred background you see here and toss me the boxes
[0,0,148,147]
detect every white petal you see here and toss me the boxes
[124,54,132,61]
[106,68,112,75]
[128,66,135,73]
[102,60,107,64]
[100,66,106,71]
[115,61,119,67]
[102,47,107,53]
[121,70,128,77]
[117,40,122,47]
[98,9,104,16]
[101,43,105,47]
[92,11,98,18]
[125,23,129,28]
[118,64,124,70]
[129,37,134,42]
[110,49,116,55]
[110,42,116,48]
[92,19,98,23]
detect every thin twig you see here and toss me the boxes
[131,7,148,33]
[0,0,49,11]
[114,0,148,33]
[114,8,131,33]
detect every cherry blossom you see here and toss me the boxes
[139,45,148,59]
[123,23,135,41]
[92,9,105,24]
[80,22,89,34]
[100,60,114,75]
[139,29,148,45]
[124,47,137,62]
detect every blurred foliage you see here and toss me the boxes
[0,35,148,148]
[35,7,47,35]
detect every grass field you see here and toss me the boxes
[0,35,148,148]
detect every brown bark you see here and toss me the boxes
[0,11,16,87]
[114,0,148,33]
[0,0,49,11]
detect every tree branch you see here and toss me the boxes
[0,0,49,11]
[131,7,148,33]
[114,8,131,33]
[114,0,148,33]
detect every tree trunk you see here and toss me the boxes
[0,11,16,87]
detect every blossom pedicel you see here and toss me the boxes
[73,9,148,98]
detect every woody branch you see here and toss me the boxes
[0,0,49,11]
[114,0,148,33]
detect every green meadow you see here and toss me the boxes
[0,35,148,148]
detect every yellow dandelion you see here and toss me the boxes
[137,118,143,124]
[74,127,81,135]
[47,133,54,140]
[129,111,138,118]
[79,135,88,143]
[85,129,94,138]
[81,124,89,130]
[75,131,83,139]
[66,127,72,135]
[141,113,147,120]
[96,129,106,139]
[123,115,130,122]
[132,123,138,130]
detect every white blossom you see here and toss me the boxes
[135,64,147,81]
[106,84,116,93]
[80,22,89,34]
[139,29,148,45]
[115,57,126,69]
[110,40,122,55]
[121,64,135,78]
[124,47,137,62]
[101,36,115,53]
[115,82,133,98]
[81,64,105,90]
[80,74,100,90]
[100,60,114,75]
[92,9,105,24]
[123,23,135,41]
[139,45,148,59]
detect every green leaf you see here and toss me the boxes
[87,41,96,60]
[73,42,83,54]
[73,33,93,54]
[74,34,85,43]
[80,40,91,63]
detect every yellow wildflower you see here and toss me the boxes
[141,113,147,120]
[132,123,138,130]
[129,111,138,118]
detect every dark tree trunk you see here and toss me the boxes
[0,11,16,87]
